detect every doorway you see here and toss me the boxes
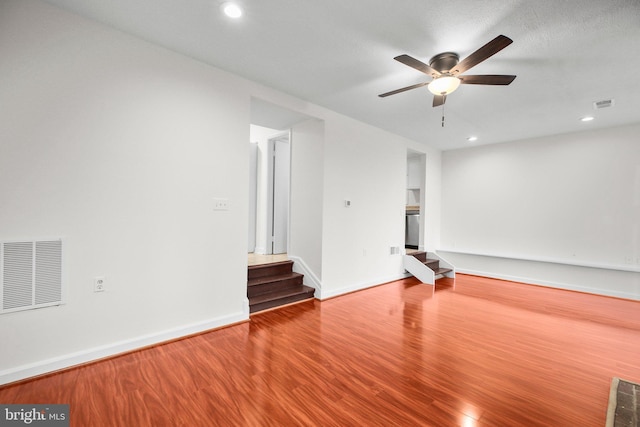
[248,126,291,256]
[406,151,425,250]
[268,133,290,254]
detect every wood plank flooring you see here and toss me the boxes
[247,253,288,266]
[2,274,640,426]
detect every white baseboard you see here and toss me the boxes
[318,273,407,300]
[438,248,640,273]
[457,268,639,300]
[0,311,248,386]
[288,255,322,296]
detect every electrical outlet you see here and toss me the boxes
[213,198,229,211]
[94,276,105,292]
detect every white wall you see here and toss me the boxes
[406,142,442,252]
[319,118,409,298]
[0,0,434,383]
[423,150,442,252]
[245,73,441,301]
[440,123,640,299]
[0,0,250,383]
[289,119,325,283]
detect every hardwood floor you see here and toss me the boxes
[2,274,640,426]
[248,253,288,266]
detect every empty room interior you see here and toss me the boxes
[1,0,639,425]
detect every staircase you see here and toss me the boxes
[404,251,454,285]
[247,260,315,313]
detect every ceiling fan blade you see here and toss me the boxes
[394,54,441,77]
[378,82,428,98]
[449,35,513,75]
[459,75,516,85]
[433,94,446,107]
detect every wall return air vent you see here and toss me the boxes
[1,239,64,314]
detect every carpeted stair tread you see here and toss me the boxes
[423,259,440,268]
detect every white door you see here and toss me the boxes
[269,136,290,254]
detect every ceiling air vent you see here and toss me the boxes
[593,99,614,109]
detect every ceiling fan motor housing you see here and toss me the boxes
[429,52,459,74]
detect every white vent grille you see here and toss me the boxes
[593,99,615,109]
[1,239,64,314]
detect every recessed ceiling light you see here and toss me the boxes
[580,116,594,122]
[467,136,478,142]
[221,2,242,18]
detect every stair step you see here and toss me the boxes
[248,272,303,287]
[423,258,440,269]
[248,260,293,280]
[434,267,453,276]
[409,251,428,262]
[249,285,315,313]
[413,254,451,275]
[248,272,304,297]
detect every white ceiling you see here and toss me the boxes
[41,0,640,150]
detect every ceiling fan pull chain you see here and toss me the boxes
[441,99,446,127]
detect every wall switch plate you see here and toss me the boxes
[94,276,105,292]
[213,198,229,211]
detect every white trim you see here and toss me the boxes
[428,252,456,278]
[317,273,407,300]
[0,311,248,386]
[288,255,321,295]
[403,255,435,284]
[455,267,639,300]
[242,297,250,318]
[438,248,640,273]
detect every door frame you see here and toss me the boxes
[266,131,291,254]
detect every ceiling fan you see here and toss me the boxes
[379,35,516,107]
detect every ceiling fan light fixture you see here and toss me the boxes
[428,76,461,95]
[221,2,242,18]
